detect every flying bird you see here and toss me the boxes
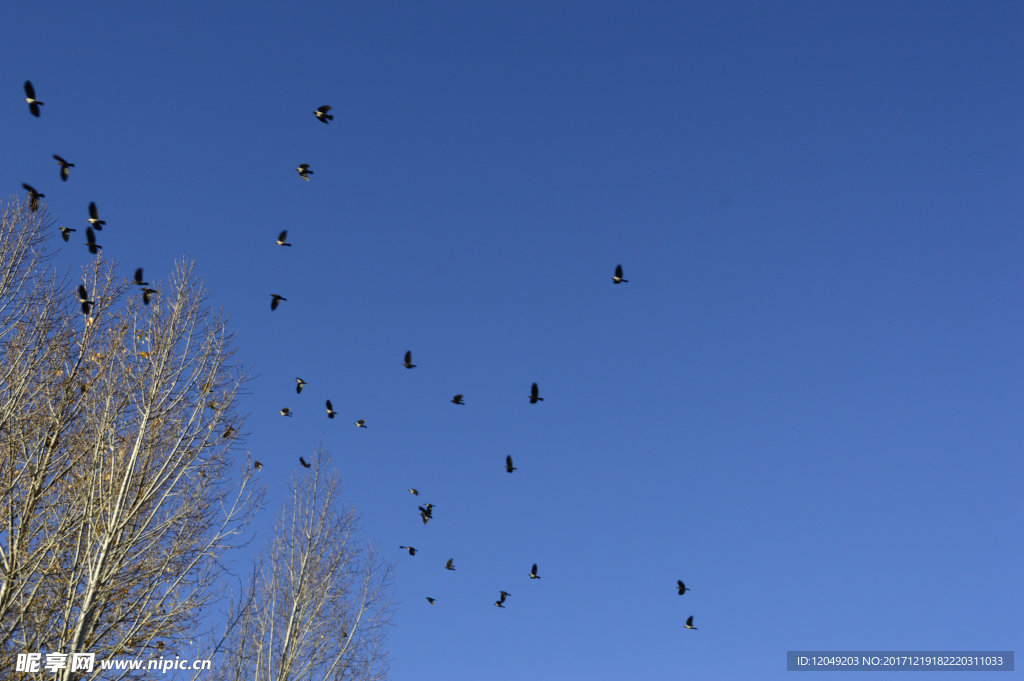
[505,455,517,473]
[444,558,455,571]
[24,81,43,117]
[326,400,337,419]
[88,202,106,230]
[684,616,697,630]
[403,351,416,368]
[280,407,293,417]
[59,226,76,241]
[529,564,541,579]
[419,504,434,525]
[451,394,464,405]
[409,488,419,496]
[53,155,74,181]
[612,264,629,284]
[270,294,287,310]
[141,288,158,305]
[296,378,307,394]
[296,164,313,181]
[77,284,92,315]
[299,456,311,469]
[677,580,691,595]
[399,546,417,556]
[133,268,148,286]
[426,597,436,605]
[495,590,510,608]
[314,105,333,124]
[276,230,292,247]
[355,419,366,428]
[254,460,262,470]
[529,382,543,404]
[22,184,44,212]
[222,426,236,439]
[85,227,101,254]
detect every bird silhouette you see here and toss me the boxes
[270,294,287,310]
[612,264,629,284]
[254,460,263,470]
[684,616,697,630]
[409,488,419,496]
[314,105,333,124]
[299,456,311,469]
[24,81,43,117]
[59,226,76,242]
[222,426,236,439]
[399,546,417,556]
[505,455,517,473]
[296,378,307,394]
[296,164,313,181]
[451,394,465,405]
[326,400,337,419]
[77,284,93,315]
[85,227,101,254]
[141,288,158,305]
[355,419,366,428]
[280,407,293,417]
[426,597,436,605]
[403,351,416,368]
[134,268,149,286]
[22,184,44,212]
[529,382,543,404]
[677,580,691,595]
[88,202,106,230]
[276,230,292,247]
[53,154,74,181]
[495,590,510,607]
[529,563,541,579]
[419,504,434,525]
[445,558,455,571]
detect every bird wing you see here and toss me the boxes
[405,351,412,363]
[25,81,35,98]
[89,202,98,219]
[278,230,288,241]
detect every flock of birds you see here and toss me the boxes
[18,79,699,632]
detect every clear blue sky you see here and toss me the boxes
[4,1,1022,679]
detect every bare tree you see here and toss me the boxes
[0,198,262,680]
[213,448,392,681]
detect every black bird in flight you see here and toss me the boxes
[419,504,434,525]
[59,226,76,242]
[276,230,292,247]
[280,407,293,417]
[299,456,311,469]
[53,155,74,181]
[77,285,92,315]
[296,378,307,394]
[451,394,464,405]
[399,546,417,556]
[403,350,416,368]
[24,81,43,117]
[134,268,148,286]
[495,590,510,608]
[314,105,333,124]
[222,425,236,439]
[505,455,517,473]
[88,202,106,230]
[529,382,543,404]
[444,558,455,571]
[355,419,367,428]
[141,288,158,305]
[326,400,337,419]
[22,184,44,212]
[254,460,263,470]
[684,616,697,630]
[296,164,313,181]
[677,580,691,595]
[270,294,287,310]
[426,597,436,605]
[612,264,629,284]
[529,563,541,579]
[85,227,101,254]
[409,488,419,496]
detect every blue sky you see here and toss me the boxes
[4,1,1023,679]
